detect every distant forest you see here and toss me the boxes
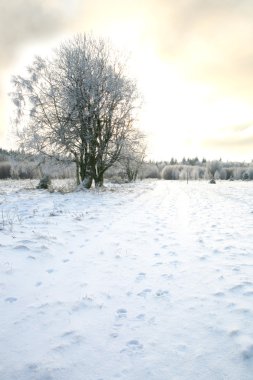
[0,147,253,182]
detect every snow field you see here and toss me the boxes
[0,179,253,379]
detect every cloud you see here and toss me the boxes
[204,136,253,148]
[229,122,253,133]
[2,0,252,91]
[0,0,71,68]
[203,122,253,156]
[152,0,253,97]
[0,0,83,142]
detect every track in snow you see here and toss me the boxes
[0,179,253,379]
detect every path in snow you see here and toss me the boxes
[0,179,253,379]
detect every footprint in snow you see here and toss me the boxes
[60,331,84,345]
[242,344,253,360]
[127,339,143,349]
[170,260,181,267]
[137,289,152,297]
[213,292,225,297]
[228,329,240,337]
[199,256,208,261]
[229,284,245,292]
[136,313,145,321]
[161,273,173,280]
[155,289,169,298]
[136,272,146,282]
[230,282,253,293]
[19,239,33,244]
[238,308,252,315]
[5,297,17,303]
[243,291,253,297]
[26,363,38,371]
[14,245,30,251]
[177,344,188,352]
[46,269,54,274]
[61,330,76,338]
[39,245,49,250]
[168,251,177,256]
[52,344,68,353]
[62,259,70,263]
[121,340,143,354]
[110,332,119,338]
[116,308,127,318]
[72,297,95,312]
[153,262,163,267]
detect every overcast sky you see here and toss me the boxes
[1,0,253,161]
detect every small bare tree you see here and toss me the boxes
[119,128,146,182]
[206,160,221,181]
[11,34,140,188]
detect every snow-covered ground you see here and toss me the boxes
[0,179,253,380]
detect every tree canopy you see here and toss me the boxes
[11,34,143,187]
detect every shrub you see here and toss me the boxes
[37,176,52,189]
[220,168,227,180]
[233,167,244,180]
[162,165,179,180]
[141,164,161,179]
[0,162,11,179]
[206,160,221,179]
[247,167,253,180]
[10,161,40,179]
[242,172,249,180]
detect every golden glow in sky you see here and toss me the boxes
[1,0,253,161]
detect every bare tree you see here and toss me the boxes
[11,34,140,188]
[119,128,146,182]
[206,160,221,181]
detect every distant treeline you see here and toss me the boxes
[0,149,74,180]
[138,161,253,181]
[105,157,253,182]
[0,148,252,181]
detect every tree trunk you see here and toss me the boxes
[75,161,80,185]
[95,173,104,187]
[82,175,93,189]
[79,158,86,182]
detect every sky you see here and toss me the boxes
[1,0,253,162]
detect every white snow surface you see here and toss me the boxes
[0,179,253,380]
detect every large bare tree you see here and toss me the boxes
[11,34,140,187]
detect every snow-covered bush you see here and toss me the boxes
[241,167,253,180]
[39,160,75,179]
[219,168,227,180]
[233,167,245,180]
[10,160,40,179]
[242,172,249,180]
[140,164,161,179]
[206,160,221,180]
[162,165,179,180]
[37,176,52,189]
